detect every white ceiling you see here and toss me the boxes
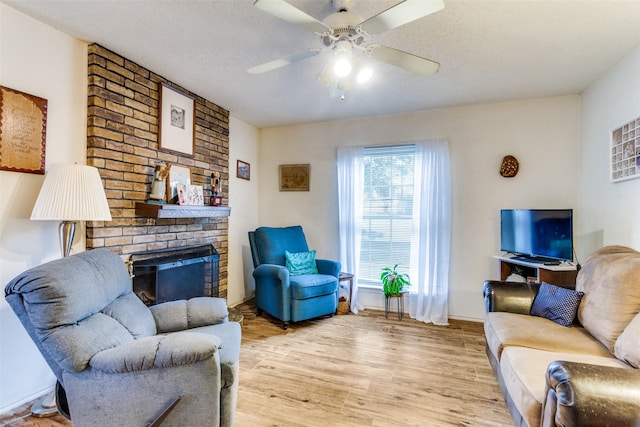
[5,0,640,128]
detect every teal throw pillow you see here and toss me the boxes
[530,282,584,327]
[285,250,319,276]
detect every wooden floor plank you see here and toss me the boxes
[1,307,512,427]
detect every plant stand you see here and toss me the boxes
[384,290,409,320]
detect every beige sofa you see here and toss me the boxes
[483,245,640,427]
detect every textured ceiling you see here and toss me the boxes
[5,0,640,128]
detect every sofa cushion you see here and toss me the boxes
[285,250,319,276]
[530,282,584,327]
[484,312,611,362]
[290,274,338,299]
[615,311,640,368]
[577,245,640,352]
[500,346,631,427]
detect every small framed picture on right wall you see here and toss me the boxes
[610,114,640,182]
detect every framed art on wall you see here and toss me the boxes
[159,83,195,157]
[237,160,250,180]
[0,86,47,174]
[611,114,640,182]
[279,164,310,191]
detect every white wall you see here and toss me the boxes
[577,45,640,258]
[228,116,260,306]
[0,5,261,411]
[258,96,580,320]
[0,4,88,412]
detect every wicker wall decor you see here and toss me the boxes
[500,155,519,177]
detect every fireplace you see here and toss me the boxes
[131,244,219,306]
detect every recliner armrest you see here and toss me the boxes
[483,280,540,314]
[252,264,290,282]
[90,332,221,373]
[543,361,640,427]
[316,259,340,277]
[150,297,229,333]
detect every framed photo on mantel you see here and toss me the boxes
[167,164,191,204]
[158,83,195,157]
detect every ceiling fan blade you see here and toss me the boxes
[247,50,320,74]
[370,45,440,76]
[360,0,444,35]
[254,0,330,34]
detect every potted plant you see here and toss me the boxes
[380,264,411,296]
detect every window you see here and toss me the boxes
[337,140,450,322]
[359,145,415,285]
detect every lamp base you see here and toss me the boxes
[59,221,76,257]
[30,391,57,417]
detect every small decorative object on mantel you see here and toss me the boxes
[500,155,519,178]
[210,171,222,206]
[611,114,640,182]
[188,185,204,205]
[0,85,47,174]
[167,164,190,204]
[177,184,204,206]
[148,161,171,204]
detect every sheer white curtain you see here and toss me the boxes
[408,140,451,325]
[337,146,364,313]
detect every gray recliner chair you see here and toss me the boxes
[4,249,240,427]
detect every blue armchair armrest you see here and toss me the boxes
[253,263,290,284]
[316,259,340,278]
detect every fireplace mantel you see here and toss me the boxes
[135,202,231,219]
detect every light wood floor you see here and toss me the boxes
[1,307,512,427]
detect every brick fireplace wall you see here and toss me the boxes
[85,44,230,298]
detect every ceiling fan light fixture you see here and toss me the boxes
[334,57,352,77]
[357,66,372,83]
[333,40,353,77]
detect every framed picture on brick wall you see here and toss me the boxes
[159,83,195,157]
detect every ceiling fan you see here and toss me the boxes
[248,0,444,80]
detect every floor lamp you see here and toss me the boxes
[29,163,112,416]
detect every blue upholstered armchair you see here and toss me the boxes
[248,226,340,329]
[5,249,240,427]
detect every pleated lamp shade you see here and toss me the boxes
[31,164,112,221]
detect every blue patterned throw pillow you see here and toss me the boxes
[530,282,584,327]
[285,250,319,276]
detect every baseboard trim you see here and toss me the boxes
[0,385,55,416]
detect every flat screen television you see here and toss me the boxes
[500,209,574,262]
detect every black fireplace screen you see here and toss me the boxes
[131,244,219,306]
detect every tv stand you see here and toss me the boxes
[495,255,577,289]
[509,255,561,265]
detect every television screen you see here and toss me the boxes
[500,209,573,262]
